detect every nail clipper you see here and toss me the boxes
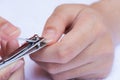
[0,34,46,69]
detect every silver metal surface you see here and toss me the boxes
[0,34,46,70]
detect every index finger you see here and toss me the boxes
[42,4,85,44]
[0,17,20,59]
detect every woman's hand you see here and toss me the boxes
[31,4,114,80]
[0,17,24,80]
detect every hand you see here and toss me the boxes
[0,17,24,80]
[31,4,114,80]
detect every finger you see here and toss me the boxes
[34,33,113,74]
[2,39,19,60]
[0,17,20,59]
[42,4,85,44]
[0,40,7,59]
[52,56,113,80]
[6,39,19,55]
[0,60,24,80]
[9,64,24,80]
[31,8,99,63]
[0,39,19,60]
[0,17,21,41]
[0,47,3,61]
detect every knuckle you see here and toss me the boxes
[57,51,68,64]
[57,46,74,63]
[90,19,107,38]
[84,11,95,19]
[81,7,97,18]
[96,25,106,37]
[94,19,108,37]
[80,8,107,37]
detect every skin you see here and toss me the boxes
[31,0,120,80]
[1,0,120,80]
[0,17,24,80]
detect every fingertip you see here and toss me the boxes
[10,27,21,39]
[42,27,59,45]
[0,17,21,41]
[0,24,21,41]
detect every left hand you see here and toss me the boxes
[0,17,24,80]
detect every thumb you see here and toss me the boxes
[42,16,66,45]
[0,17,20,41]
[0,60,24,80]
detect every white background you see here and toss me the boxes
[0,0,120,80]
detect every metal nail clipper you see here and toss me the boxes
[0,34,47,70]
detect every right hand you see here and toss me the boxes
[31,4,114,80]
[0,17,24,80]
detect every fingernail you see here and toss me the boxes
[1,23,20,37]
[43,29,56,43]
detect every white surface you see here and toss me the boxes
[0,0,120,80]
